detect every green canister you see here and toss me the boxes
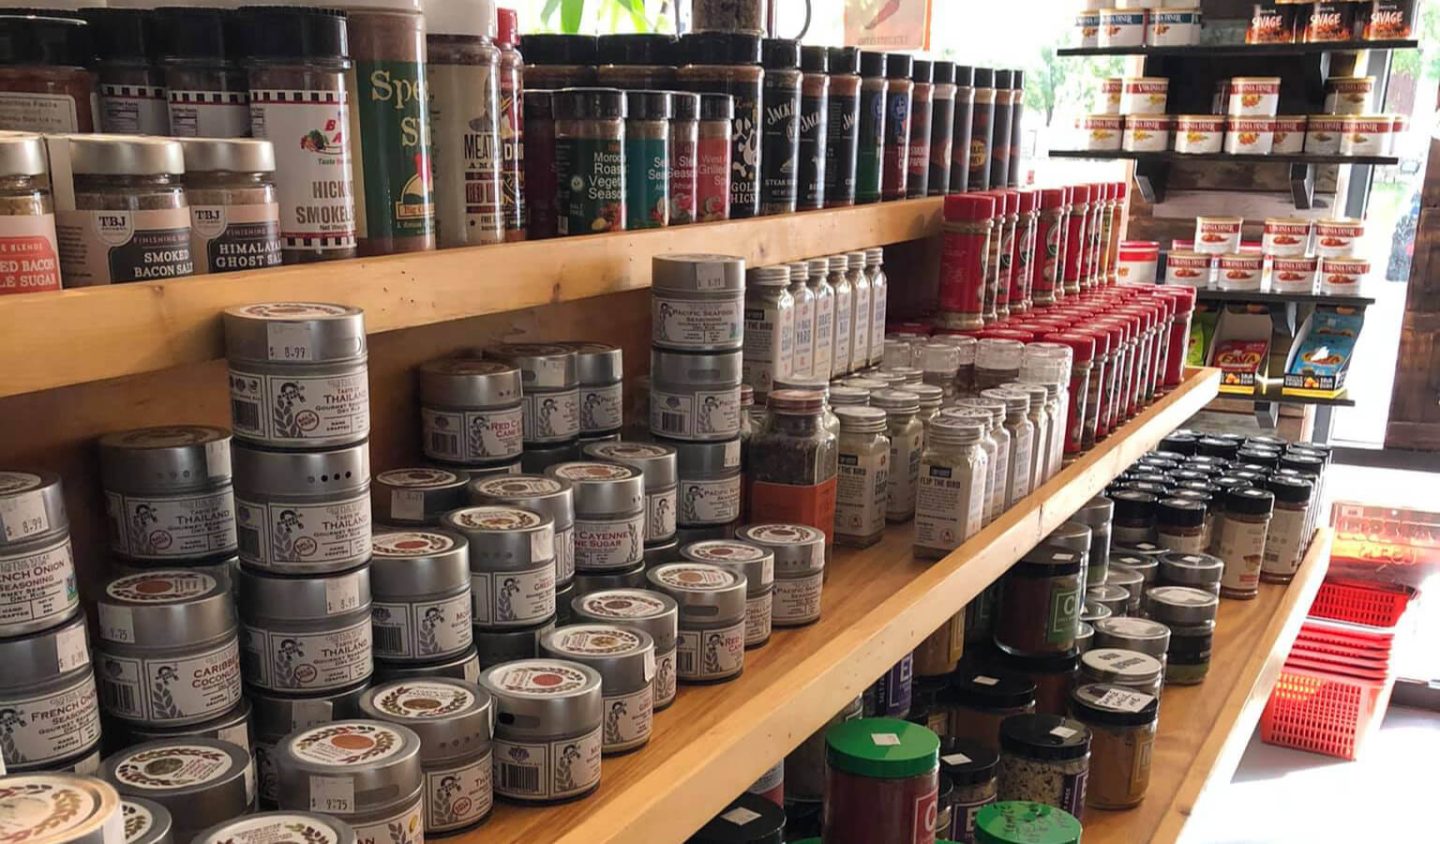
[555,88,628,235]
[974,801,1082,844]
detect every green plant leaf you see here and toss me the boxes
[561,0,586,33]
[541,0,562,23]
[612,0,651,32]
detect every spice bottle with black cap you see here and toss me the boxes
[554,87,627,235]
[596,33,677,90]
[795,45,828,211]
[759,38,800,216]
[1155,496,1207,554]
[968,67,996,193]
[84,8,169,135]
[696,92,735,221]
[245,6,357,264]
[159,6,251,138]
[949,64,976,193]
[881,52,913,201]
[989,69,1015,189]
[625,89,672,230]
[1008,70,1026,186]
[1217,486,1274,599]
[1262,474,1312,583]
[679,31,764,219]
[906,58,933,197]
[823,46,860,208]
[0,11,98,133]
[855,51,887,204]
[496,8,526,241]
[928,60,957,196]
[521,33,598,88]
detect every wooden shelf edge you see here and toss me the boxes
[0,198,942,400]
[500,368,1220,844]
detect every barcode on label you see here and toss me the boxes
[658,412,687,434]
[499,764,540,793]
[372,625,405,655]
[238,526,261,558]
[677,649,696,675]
[101,682,137,715]
[429,432,459,457]
[230,399,260,432]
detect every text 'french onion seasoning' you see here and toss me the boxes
[0,612,100,771]
[0,470,77,638]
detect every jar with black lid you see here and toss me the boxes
[678,31,763,219]
[669,90,700,225]
[554,87,627,236]
[1103,564,1145,616]
[881,52,913,202]
[968,68,996,195]
[1158,550,1223,596]
[596,33,677,90]
[928,61,957,197]
[690,792,786,843]
[1217,486,1274,599]
[797,45,829,211]
[625,89,672,230]
[945,668,1036,754]
[855,51,887,205]
[1110,489,1157,545]
[1236,446,1281,470]
[949,64,975,193]
[0,12,97,134]
[0,133,60,296]
[906,59,934,198]
[824,46,861,208]
[1262,474,1313,583]
[995,544,1084,656]
[1196,436,1241,460]
[521,34,598,88]
[1156,497,1207,554]
[1069,683,1158,809]
[159,7,250,138]
[983,645,1079,717]
[1006,70,1025,187]
[1147,585,1218,684]
[988,70,1014,190]
[757,38,800,216]
[996,713,1091,818]
[83,8,168,135]
[940,737,999,842]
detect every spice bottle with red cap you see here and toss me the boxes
[496,8,525,241]
[1011,190,1039,313]
[1032,188,1067,306]
[996,190,1021,318]
[937,193,995,331]
[1061,185,1090,296]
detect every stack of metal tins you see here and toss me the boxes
[546,461,647,604]
[582,440,680,565]
[221,302,375,807]
[650,254,747,543]
[484,343,583,473]
[417,357,526,477]
[567,342,625,448]
[0,472,99,775]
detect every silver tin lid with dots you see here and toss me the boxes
[357,679,493,766]
[274,721,423,816]
[441,505,554,570]
[484,343,578,391]
[371,467,469,526]
[369,529,470,597]
[473,617,556,668]
[0,470,68,546]
[418,358,523,408]
[231,441,370,498]
[222,303,366,365]
[545,462,645,518]
[479,659,603,742]
[644,563,747,623]
[98,427,232,496]
[469,474,575,529]
[97,569,236,647]
[733,523,826,576]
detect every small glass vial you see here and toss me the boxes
[847,251,873,373]
[873,389,924,523]
[982,389,1037,506]
[786,261,817,379]
[922,344,961,400]
[1155,497,1207,554]
[828,254,855,379]
[951,402,1011,522]
[743,265,796,398]
[915,418,989,560]
[555,87,627,236]
[808,256,837,382]
[865,247,889,366]
[179,138,282,275]
[976,339,1023,390]
[1261,475,1312,584]
[834,406,891,549]
[1217,487,1275,599]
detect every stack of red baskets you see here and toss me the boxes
[1259,577,1414,760]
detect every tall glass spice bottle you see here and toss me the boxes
[989,70,1015,190]
[928,61,956,197]
[669,91,700,225]
[906,59,933,198]
[343,0,436,256]
[496,9,525,241]
[866,247,888,366]
[678,31,763,220]
[426,0,504,248]
[1008,70,1026,187]
[554,87,626,235]
[245,6,357,264]
[787,261,816,379]
[855,51,887,205]
[824,46,860,208]
[873,388,924,523]
[696,93,734,222]
[915,418,989,560]
[743,265,796,397]
[968,68,996,194]
[159,7,250,139]
[749,390,840,556]
[881,53,913,202]
[1217,487,1274,599]
[521,34,597,88]
[760,38,801,216]
[834,407,891,549]
[808,255,836,383]
[828,254,854,379]
[797,46,829,212]
[949,64,975,193]
[847,250,872,372]
[521,89,557,240]
[0,12,98,134]
[86,8,169,136]
[624,89,671,230]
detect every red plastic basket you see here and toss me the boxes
[1260,665,1395,760]
[1306,579,1413,628]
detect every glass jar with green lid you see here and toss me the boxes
[974,801,1081,844]
[554,88,627,236]
[1147,585,1218,684]
[945,667,1035,754]
[1069,682,1158,809]
[995,713,1091,817]
[824,717,941,844]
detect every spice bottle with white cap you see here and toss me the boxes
[0,471,78,638]
[275,721,424,842]
[370,528,473,664]
[0,612,100,773]
[480,659,604,803]
[443,504,557,629]
[834,405,891,548]
[98,426,236,564]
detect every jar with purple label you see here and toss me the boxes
[866,652,914,718]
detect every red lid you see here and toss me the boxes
[1039,187,1066,209]
[976,327,1036,343]
[1094,316,1132,342]
[1112,181,1129,201]
[1119,240,1159,253]
[1003,189,1021,214]
[1089,320,1126,349]
[1019,189,1039,213]
[1117,306,1152,332]
[944,192,998,222]
[1041,331,1096,364]
[1147,294,1174,320]
[1073,326,1112,357]
[497,7,518,46]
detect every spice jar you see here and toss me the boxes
[623,89,671,230]
[905,58,934,198]
[0,133,60,296]
[681,539,772,648]
[571,588,678,711]
[986,647,1079,717]
[976,339,1023,391]
[1157,550,1223,596]
[881,53,915,202]
[925,60,957,197]
[496,12,524,241]
[84,8,168,135]
[646,562,747,683]
[1068,683,1157,809]
[0,612,100,772]
[755,38,801,216]
[946,668,1036,755]
[824,718,941,844]
[1155,496,1208,554]
[1217,486,1275,599]
[487,342,582,446]
[678,32,763,219]
[273,721,423,840]
[239,565,372,693]
[521,34,597,88]
[995,713,1090,817]
[97,426,235,564]
[443,504,556,630]
[1262,475,1312,583]
[245,7,357,264]
[595,33,676,90]
[995,545,1084,656]
[418,358,523,467]
[481,658,604,803]
[943,406,1004,524]
[175,138,282,275]
[1109,489,1157,547]
[855,51,888,204]
[662,90,701,227]
[1147,585,1218,684]
[369,528,473,663]
[1103,565,1145,617]
[0,12,98,134]
[103,739,254,842]
[541,624,655,755]
[157,7,247,139]
[692,793,787,842]
[695,92,735,222]
[937,193,996,331]
[915,418,989,560]
[195,812,356,844]
[741,265,796,396]
[357,678,493,833]
[652,252,745,351]
[822,46,861,208]
[583,441,677,546]
[427,0,504,248]
[969,68,997,194]
[668,438,743,527]
[834,406,890,549]
[736,522,825,627]
[231,442,371,577]
[872,388,923,521]
[552,87,627,235]
[121,796,174,844]
[948,64,976,193]
[1071,495,1113,589]
[748,390,839,548]
[983,389,1037,506]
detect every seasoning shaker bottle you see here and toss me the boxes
[942,406,1004,524]
[159,7,250,139]
[928,60,957,197]
[989,70,1015,190]
[480,659,604,802]
[949,64,976,193]
[443,503,557,628]
[1216,486,1275,599]
[102,739,254,842]
[238,565,374,693]
[520,33,598,88]
[795,45,829,212]
[0,133,61,296]
[866,248,889,366]
[624,89,672,230]
[85,8,169,135]
[824,46,862,208]
[881,52,914,202]
[914,418,989,560]
[833,406,890,549]
[855,51,888,205]
[553,87,627,235]
[0,13,99,134]
[677,31,764,219]
[646,562,747,683]
[274,721,424,838]
[760,38,802,216]
[1156,497,1208,554]
[847,250,873,372]
[1262,475,1313,583]
[595,33,678,90]
[696,92,735,222]
[670,91,700,225]
[968,68,997,194]
[906,58,934,198]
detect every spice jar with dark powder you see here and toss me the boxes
[678,31,763,220]
[0,12,98,134]
[824,46,860,208]
[759,38,800,216]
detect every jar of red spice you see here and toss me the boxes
[937,193,997,331]
[1060,185,1090,297]
[995,545,1084,656]
[1011,190,1039,314]
[697,93,735,222]
[1157,287,1195,389]
[824,717,941,844]
[1032,189,1067,307]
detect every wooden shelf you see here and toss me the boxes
[1083,527,1334,842]
[1058,39,1418,57]
[1051,150,1399,167]
[0,198,941,400]
[1196,288,1376,307]
[467,368,1221,844]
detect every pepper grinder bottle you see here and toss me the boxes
[968,67,996,194]
[823,46,861,209]
[881,52,913,202]
[1008,70,1026,188]
[497,8,526,241]
[797,45,829,212]
[906,59,933,198]
[928,60,957,197]
[760,38,802,216]
[989,69,1014,190]
[950,64,976,194]
[855,51,888,205]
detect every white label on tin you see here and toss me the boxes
[772,572,823,624]
[678,476,742,525]
[492,725,602,800]
[421,405,524,463]
[655,647,677,707]
[97,639,242,725]
[228,366,370,446]
[235,494,371,570]
[55,623,88,672]
[371,593,472,660]
[556,525,575,583]
[580,383,624,433]
[870,732,901,747]
[723,807,763,826]
[676,621,744,680]
[309,775,355,814]
[724,439,742,468]
[241,618,373,692]
[974,675,999,686]
[109,492,230,557]
[603,685,653,750]
[204,440,232,480]
[650,387,741,440]
[573,515,645,570]
[652,295,743,349]
[389,489,426,523]
[266,322,315,362]
[470,561,556,626]
[325,577,361,615]
[0,675,100,766]
[1011,426,1034,501]
[695,263,726,290]
[941,752,973,766]
[521,389,581,443]
[0,537,76,632]
[646,489,677,542]
[0,477,49,544]
[99,604,135,644]
[113,743,234,790]
[1049,726,1078,739]
[743,591,773,645]
[532,523,555,564]
[425,752,493,831]
[643,648,656,682]
[122,801,154,844]
[1093,687,1154,713]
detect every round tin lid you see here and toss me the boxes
[417,357,522,408]
[1080,647,1164,684]
[0,611,90,689]
[569,588,678,650]
[1044,521,1092,555]
[237,565,371,624]
[689,792,787,843]
[478,659,603,740]
[222,303,366,365]
[469,474,575,527]
[472,617,557,669]
[97,426,232,495]
[372,467,469,526]
[0,775,122,844]
[275,721,423,813]
[483,343,578,390]
[0,470,68,546]
[102,739,252,805]
[582,441,678,489]
[1091,617,1171,657]
[98,570,235,647]
[565,342,624,385]
[998,714,1091,761]
[248,682,370,740]
[440,505,555,570]
[190,813,357,844]
[369,529,470,597]
[650,347,743,386]
[974,801,1082,844]
[357,679,493,764]
[733,523,826,575]
[545,462,646,516]
[541,623,655,689]
[651,254,746,294]
[1157,551,1224,585]
[1146,585,1219,623]
[1070,683,1159,727]
[120,797,171,844]
[230,441,370,497]
[680,539,774,593]
[373,645,481,684]
[826,717,940,779]
[665,437,742,476]
[644,563,747,620]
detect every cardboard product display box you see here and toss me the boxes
[1283,305,1365,399]
[1207,303,1274,395]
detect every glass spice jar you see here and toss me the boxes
[1072,495,1114,589]
[1079,647,1164,700]
[668,90,701,226]
[824,718,942,844]
[85,8,168,136]
[595,33,677,90]
[922,344,961,400]
[1156,497,1207,553]
[624,89,671,230]
[696,92,734,222]
[945,668,1036,756]
[986,646,1079,717]
[1147,585,1218,685]
[982,389,1036,505]
[748,390,839,552]
[847,250,872,372]
[1262,475,1312,583]
[952,401,1012,518]
[975,339,1023,391]
[866,246,889,366]
[554,87,627,236]
[824,46,861,208]
[1104,564,1146,616]
[882,52,914,202]
[928,61,957,197]
[989,70,1015,190]
[855,51,888,205]
[1086,585,1128,617]
[940,738,999,843]
[678,31,763,220]
[805,256,837,381]
[939,408,1002,527]
[995,713,1091,818]
[827,253,855,378]
[760,38,801,216]
[873,388,924,522]
[995,544,1084,656]
[743,264,796,398]
[784,261,816,378]
[159,7,250,139]
[0,133,60,296]
[1217,487,1275,599]
[520,34,598,88]
[907,59,934,198]
[796,45,829,212]
[949,64,976,193]
[0,12,98,134]
[834,406,890,549]
[1110,489,1157,546]
[914,418,989,560]
[1069,683,1158,809]
[179,138,282,275]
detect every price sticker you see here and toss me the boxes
[267,323,314,361]
[308,776,354,814]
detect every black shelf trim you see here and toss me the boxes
[1050,150,1399,166]
[1058,40,1418,58]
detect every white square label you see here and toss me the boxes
[722,806,762,826]
[973,675,999,686]
[870,732,901,746]
[941,752,972,766]
[1050,726,1078,739]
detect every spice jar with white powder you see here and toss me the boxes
[443,504,557,629]
[480,659,604,803]
[274,721,424,841]
[370,528,473,664]
[238,566,373,693]
[99,426,236,564]
[915,419,989,560]
[743,265,796,396]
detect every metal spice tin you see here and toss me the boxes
[108,698,253,757]
[98,426,236,562]
[191,812,356,844]
[473,617,557,669]
[418,358,524,464]
[237,566,373,693]
[583,441,678,544]
[572,564,648,598]
[249,683,369,807]
[434,459,524,480]
[681,539,775,648]
[666,437,743,526]
[556,580,576,625]
[1092,616,1171,660]
[222,303,369,449]
[231,441,372,575]
[0,612,100,770]
[274,721,424,839]
[479,659,604,802]
[442,505,557,629]
[95,570,241,728]
[521,442,581,475]
[358,679,495,833]
[120,796,172,844]
[371,467,469,527]
[645,563,747,683]
[566,342,625,435]
[650,349,744,441]
[369,529,473,662]
[546,462,646,571]
[373,645,481,684]
[541,624,656,755]
[570,588,680,710]
[0,471,77,638]
[469,474,577,586]
[651,253,746,351]
[0,774,122,844]
[1158,551,1224,594]
[485,343,581,445]
[101,739,254,842]
[0,470,68,547]
[735,523,826,627]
